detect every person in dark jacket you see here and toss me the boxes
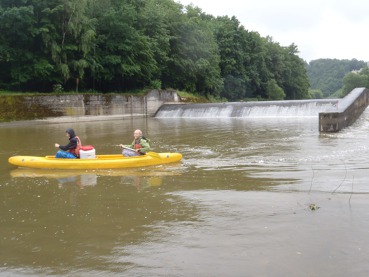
[55,128,80,158]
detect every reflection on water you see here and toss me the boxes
[57,174,97,188]
[10,167,181,192]
[1,110,369,276]
[2,167,187,276]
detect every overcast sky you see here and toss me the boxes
[176,0,369,63]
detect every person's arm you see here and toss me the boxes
[123,140,135,149]
[58,139,77,151]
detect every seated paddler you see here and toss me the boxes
[119,129,150,157]
[54,128,81,159]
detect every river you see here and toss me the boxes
[1,108,369,276]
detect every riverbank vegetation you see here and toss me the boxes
[0,0,310,101]
[306,59,367,98]
[0,89,208,100]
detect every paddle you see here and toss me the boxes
[115,145,160,158]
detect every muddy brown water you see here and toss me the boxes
[1,110,369,276]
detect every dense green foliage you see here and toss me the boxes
[0,0,309,100]
[306,59,367,97]
[342,67,369,96]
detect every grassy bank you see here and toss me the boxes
[0,89,210,101]
[176,91,211,103]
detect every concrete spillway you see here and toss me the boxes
[155,87,369,132]
[155,99,339,118]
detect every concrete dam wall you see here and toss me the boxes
[155,87,369,132]
[155,99,339,118]
[319,87,369,132]
[24,90,179,117]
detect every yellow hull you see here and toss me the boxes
[8,152,182,170]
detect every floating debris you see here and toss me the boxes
[309,204,320,211]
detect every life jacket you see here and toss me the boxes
[134,137,149,155]
[134,138,142,150]
[69,136,82,157]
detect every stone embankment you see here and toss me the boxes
[31,90,179,117]
[0,90,179,123]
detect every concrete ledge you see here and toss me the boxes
[319,87,369,132]
[34,114,146,124]
[155,99,338,118]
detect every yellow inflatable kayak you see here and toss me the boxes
[8,152,182,170]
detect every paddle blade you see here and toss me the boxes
[123,146,159,158]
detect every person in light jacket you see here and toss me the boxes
[119,129,150,156]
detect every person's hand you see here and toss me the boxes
[119,144,123,148]
[55,143,60,148]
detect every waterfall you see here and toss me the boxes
[155,100,339,118]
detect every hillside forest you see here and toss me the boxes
[307,59,368,98]
[0,0,368,101]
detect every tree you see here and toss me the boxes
[266,79,285,100]
[40,0,97,91]
[137,0,174,87]
[342,67,369,96]
[307,58,366,97]
[0,5,39,90]
[162,4,222,96]
[0,0,97,91]
[90,0,158,91]
[0,0,315,101]
[308,89,324,99]
[264,42,309,100]
[214,16,266,100]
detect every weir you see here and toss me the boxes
[155,87,369,132]
[155,99,338,118]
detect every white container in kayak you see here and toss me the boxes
[79,148,96,159]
